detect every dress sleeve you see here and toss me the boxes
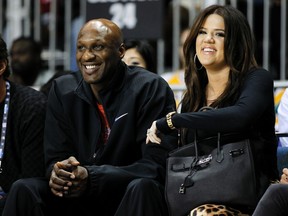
[171,69,275,133]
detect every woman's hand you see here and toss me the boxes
[146,121,161,144]
[280,168,288,184]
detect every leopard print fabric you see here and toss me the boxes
[189,204,250,216]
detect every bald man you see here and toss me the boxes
[2,19,176,216]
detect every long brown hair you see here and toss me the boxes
[181,5,258,113]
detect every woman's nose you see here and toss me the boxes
[204,34,214,42]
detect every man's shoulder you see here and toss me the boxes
[127,67,168,87]
[54,71,80,84]
[53,71,81,93]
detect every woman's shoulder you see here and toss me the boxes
[246,67,274,82]
[242,67,274,93]
[248,67,272,77]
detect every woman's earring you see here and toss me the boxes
[194,54,203,70]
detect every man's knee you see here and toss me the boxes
[10,179,32,193]
[9,177,48,197]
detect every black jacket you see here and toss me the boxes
[0,82,47,192]
[44,63,176,197]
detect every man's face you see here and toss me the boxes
[76,20,124,86]
[10,41,38,74]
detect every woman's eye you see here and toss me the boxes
[216,32,225,37]
[131,61,140,66]
[198,30,206,35]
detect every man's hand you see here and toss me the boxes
[49,156,88,198]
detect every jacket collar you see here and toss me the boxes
[74,61,127,104]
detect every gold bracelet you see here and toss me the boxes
[166,111,176,130]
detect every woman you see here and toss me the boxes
[122,39,156,73]
[146,5,278,215]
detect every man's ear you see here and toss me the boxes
[0,60,7,76]
[119,43,125,59]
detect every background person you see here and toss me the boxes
[252,168,288,216]
[277,88,288,146]
[8,37,43,86]
[146,5,278,215]
[0,36,47,214]
[2,18,176,216]
[122,39,156,73]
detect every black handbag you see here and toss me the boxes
[165,132,258,216]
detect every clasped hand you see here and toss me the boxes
[49,156,88,198]
[146,121,161,144]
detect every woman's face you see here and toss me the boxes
[122,48,147,69]
[196,14,228,72]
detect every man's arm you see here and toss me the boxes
[85,77,178,196]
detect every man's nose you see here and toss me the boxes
[82,49,96,60]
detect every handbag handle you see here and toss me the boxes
[194,106,224,163]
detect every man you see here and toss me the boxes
[3,19,176,216]
[0,36,47,213]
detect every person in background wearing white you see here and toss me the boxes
[277,88,288,146]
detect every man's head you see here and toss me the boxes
[0,36,10,79]
[10,36,42,85]
[76,18,125,89]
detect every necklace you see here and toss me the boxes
[0,81,10,173]
[207,98,216,102]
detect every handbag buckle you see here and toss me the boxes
[229,148,244,157]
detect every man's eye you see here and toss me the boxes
[93,45,104,51]
[77,46,85,51]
